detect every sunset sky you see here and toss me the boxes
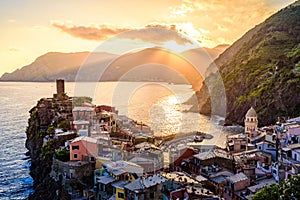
[0,0,296,76]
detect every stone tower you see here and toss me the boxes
[56,79,65,94]
[244,107,258,133]
[54,79,66,100]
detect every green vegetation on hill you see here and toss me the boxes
[198,1,300,126]
[252,174,300,200]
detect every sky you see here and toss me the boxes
[0,0,296,76]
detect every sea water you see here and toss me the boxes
[0,81,237,199]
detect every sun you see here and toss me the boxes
[161,22,214,52]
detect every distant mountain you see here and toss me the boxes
[0,46,226,86]
[196,1,300,126]
[0,52,117,82]
[181,44,229,77]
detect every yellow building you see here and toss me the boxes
[112,181,128,200]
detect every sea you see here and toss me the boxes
[0,81,240,199]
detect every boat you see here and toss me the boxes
[193,135,204,142]
[193,131,206,142]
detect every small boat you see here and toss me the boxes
[193,131,206,142]
[194,135,204,142]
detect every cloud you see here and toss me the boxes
[52,21,130,41]
[122,23,193,45]
[51,21,193,45]
[167,0,281,46]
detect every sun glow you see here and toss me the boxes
[167,96,179,105]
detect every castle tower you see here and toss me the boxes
[54,79,66,100]
[244,107,258,133]
[56,79,65,94]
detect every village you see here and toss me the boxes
[39,80,300,200]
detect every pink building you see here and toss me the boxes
[70,136,98,161]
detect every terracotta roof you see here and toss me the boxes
[174,148,197,165]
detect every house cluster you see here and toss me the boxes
[42,80,300,200]
[166,107,300,200]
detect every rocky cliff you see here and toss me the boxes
[25,97,73,199]
[197,1,300,126]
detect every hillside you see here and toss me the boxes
[197,1,300,126]
[0,52,117,82]
[0,46,226,85]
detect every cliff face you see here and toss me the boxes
[26,100,55,186]
[197,1,300,126]
[25,97,73,199]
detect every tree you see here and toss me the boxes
[58,120,70,132]
[73,96,92,107]
[55,148,70,162]
[252,174,300,200]
[251,184,279,200]
[279,174,300,200]
[46,125,55,135]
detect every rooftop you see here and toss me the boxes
[103,160,144,176]
[73,106,94,112]
[193,149,232,160]
[284,143,300,150]
[73,120,90,125]
[226,172,249,183]
[246,107,257,118]
[210,176,227,184]
[96,175,116,184]
[128,156,154,164]
[161,172,200,185]
[71,136,97,144]
[287,116,300,123]
[111,181,129,189]
[125,174,166,191]
[195,175,208,182]
[248,179,277,193]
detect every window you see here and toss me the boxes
[150,192,155,199]
[118,192,124,199]
[241,145,246,150]
[74,154,78,159]
[72,145,79,150]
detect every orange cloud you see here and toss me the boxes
[52,21,193,45]
[52,21,130,41]
[167,0,284,46]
